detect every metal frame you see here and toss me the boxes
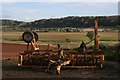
[18,18,104,74]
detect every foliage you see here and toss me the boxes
[1,15,119,31]
[86,31,94,40]
[99,43,120,62]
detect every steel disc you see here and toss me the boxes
[22,31,34,43]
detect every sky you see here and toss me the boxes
[1,0,120,22]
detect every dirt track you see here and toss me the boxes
[2,43,119,79]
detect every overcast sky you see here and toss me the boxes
[1,0,119,22]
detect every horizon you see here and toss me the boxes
[1,2,119,22]
[1,15,118,22]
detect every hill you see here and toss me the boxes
[1,15,119,31]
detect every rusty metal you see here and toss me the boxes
[18,19,104,74]
[22,31,39,51]
[62,66,97,69]
[94,18,99,51]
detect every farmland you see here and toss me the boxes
[2,31,120,79]
[2,31,119,61]
[1,43,119,79]
[2,31,119,48]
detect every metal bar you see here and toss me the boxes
[19,65,97,69]
[94,18,99,51]
[18,65,48,68]
[62,66,97,69]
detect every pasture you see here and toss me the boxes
[2,31,119,44]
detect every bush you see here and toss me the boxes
[86,31,94,40]
[99,43,120,62]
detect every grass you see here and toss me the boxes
[2,31,119,40]
[2,31,119,50]
[2,31,119,43]
[99,32,118,41]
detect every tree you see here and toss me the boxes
[86,31,94,40]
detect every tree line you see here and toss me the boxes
[1,15,119,31]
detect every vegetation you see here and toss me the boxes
[2,31,119,62]
[2,32,119,43]
[1,15,119,62]
[1,15,119,31]
[86,31,94,40]
[99,43,120,62]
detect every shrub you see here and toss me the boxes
[99,43,120,62]
[86,31,94,40]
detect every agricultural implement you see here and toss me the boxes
[18,19,104,74]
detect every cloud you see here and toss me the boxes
[1,14,11,18]
[118,2,120,15]
[1,0,18,3]
[1,0,120,2]
[10,8,39,15]
[1,10,11,18]
[21,17,35,22]
[1,1,118,21]
[1,0,17,5]
[66,2,118,16]
[21,9,38,14]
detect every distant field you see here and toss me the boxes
[2,31,119,48]
[99,32,119,41]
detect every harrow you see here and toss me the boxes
[18,19,104,74]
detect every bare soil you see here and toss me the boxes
[2,43,55,60]
[1,43,119,79]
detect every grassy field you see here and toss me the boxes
[2,32,119,41]
[99,32,119,41]
[2,31,119,48]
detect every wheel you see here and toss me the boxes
[22,31,34,43]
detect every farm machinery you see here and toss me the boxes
[18,19,104,74]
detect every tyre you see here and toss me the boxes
[22,31,34,43]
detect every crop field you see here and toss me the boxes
[2,31,118,40]
[2,31,119,47]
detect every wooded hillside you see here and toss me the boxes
[1,15,119,31]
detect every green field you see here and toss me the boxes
[2,31,119,48]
